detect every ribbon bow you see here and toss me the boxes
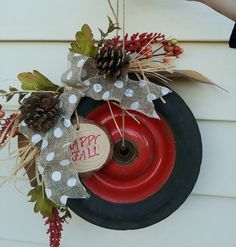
[20,87,89,207]
[61,53,172,119]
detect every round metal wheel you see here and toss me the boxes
[83,104,176,203]
[67,81,202,230]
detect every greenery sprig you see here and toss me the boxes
[0,70,59,104]
[70,16,120,57]
[70,24,98,57]
[97,16,120,48]
[18,70,59,91]
[28,185,58,218]
[28,184,72,221]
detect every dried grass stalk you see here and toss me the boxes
[1,141,40,186]
[128,58,174,83]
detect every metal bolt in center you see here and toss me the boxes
[113,139,138,165]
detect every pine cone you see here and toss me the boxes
[20,92,60,132]
[95,47,130,80]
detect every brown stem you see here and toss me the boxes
[152,44,165,54]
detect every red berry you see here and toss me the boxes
[140,50,146,55]
[164,45,170,52]
[129,46,136,52]
[174,46,181,53]
[146,51,153,58]
[0,111,5,119]
[162,40,168,45]
[173,46,183,56]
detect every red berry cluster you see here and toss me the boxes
[162,39,184,57]
[102,32,165,56]
[0,104,18,146]
[101,33,183,61]
[139,44,153,58]
[45,208,63,247]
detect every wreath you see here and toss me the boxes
[0,2,219,246]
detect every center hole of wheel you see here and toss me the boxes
[119,146,130,156]
[113,139,138,165]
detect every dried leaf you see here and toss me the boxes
[174,70,214,84]
[18,70,59,91]
[28,185,58,217]
[70,24,98,57]
[159,70,228,92]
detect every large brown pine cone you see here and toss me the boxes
[95,47,130,80]
[20,92,60,132]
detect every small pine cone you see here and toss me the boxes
[95,47,130,80]
[19,92,60,132]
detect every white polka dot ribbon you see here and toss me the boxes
[20,87,89,207]
[61,52,172,119]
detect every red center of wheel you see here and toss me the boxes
[83,103,176,204]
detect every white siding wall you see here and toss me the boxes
[0,0,235,246]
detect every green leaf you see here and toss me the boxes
[98,28,106,38]
[70,24,98,57]
[18,70,59,91]
[0,89,7,94]
[59,208,72,223]
[107,16,115,32]
[70,42,80,53]
[9,86,17,92]
[0,88,18,102]
[6,94,14,102]
[28,185,58,217]
[97,16,120,47]
[107,16,120,33]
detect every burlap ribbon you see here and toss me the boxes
[61,53,172,119]
[20,87,89,207]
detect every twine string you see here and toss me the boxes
[121,0,126,147]
[108,0,127,148]
[107,101,123,138]
[108,0,118,24]
[116,0,119,36]
[122,0,125,52]
[75,110,80,131]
